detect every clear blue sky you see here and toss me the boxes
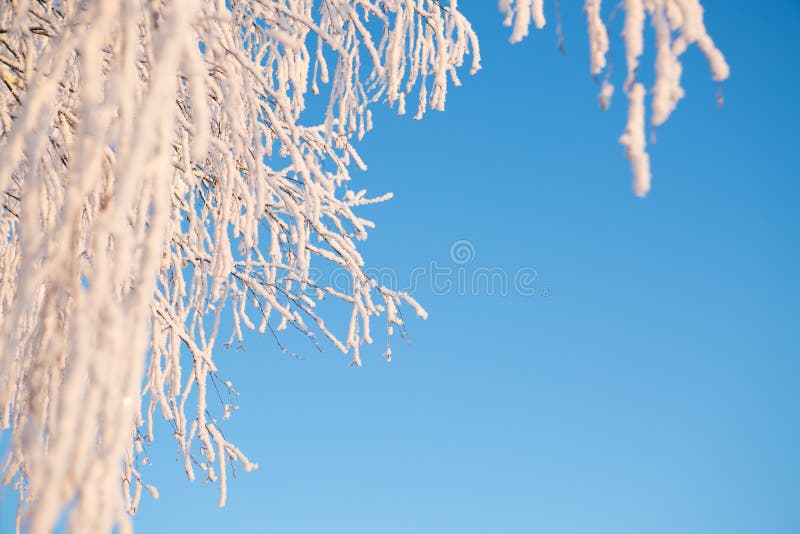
[4,2,799,533]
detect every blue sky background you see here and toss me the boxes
[3,1,799,532]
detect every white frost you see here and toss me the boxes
[0,1,728,532]
[503,0,728,193]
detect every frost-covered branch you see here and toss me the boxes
[0,1,726,532]
[502,0,729,196]
[0,1,464,532]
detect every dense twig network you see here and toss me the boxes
[0,1,726,532]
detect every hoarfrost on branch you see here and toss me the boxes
[0,1,726,531]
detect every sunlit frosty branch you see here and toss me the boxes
[501,0,729,196]
[0,0,725,532]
